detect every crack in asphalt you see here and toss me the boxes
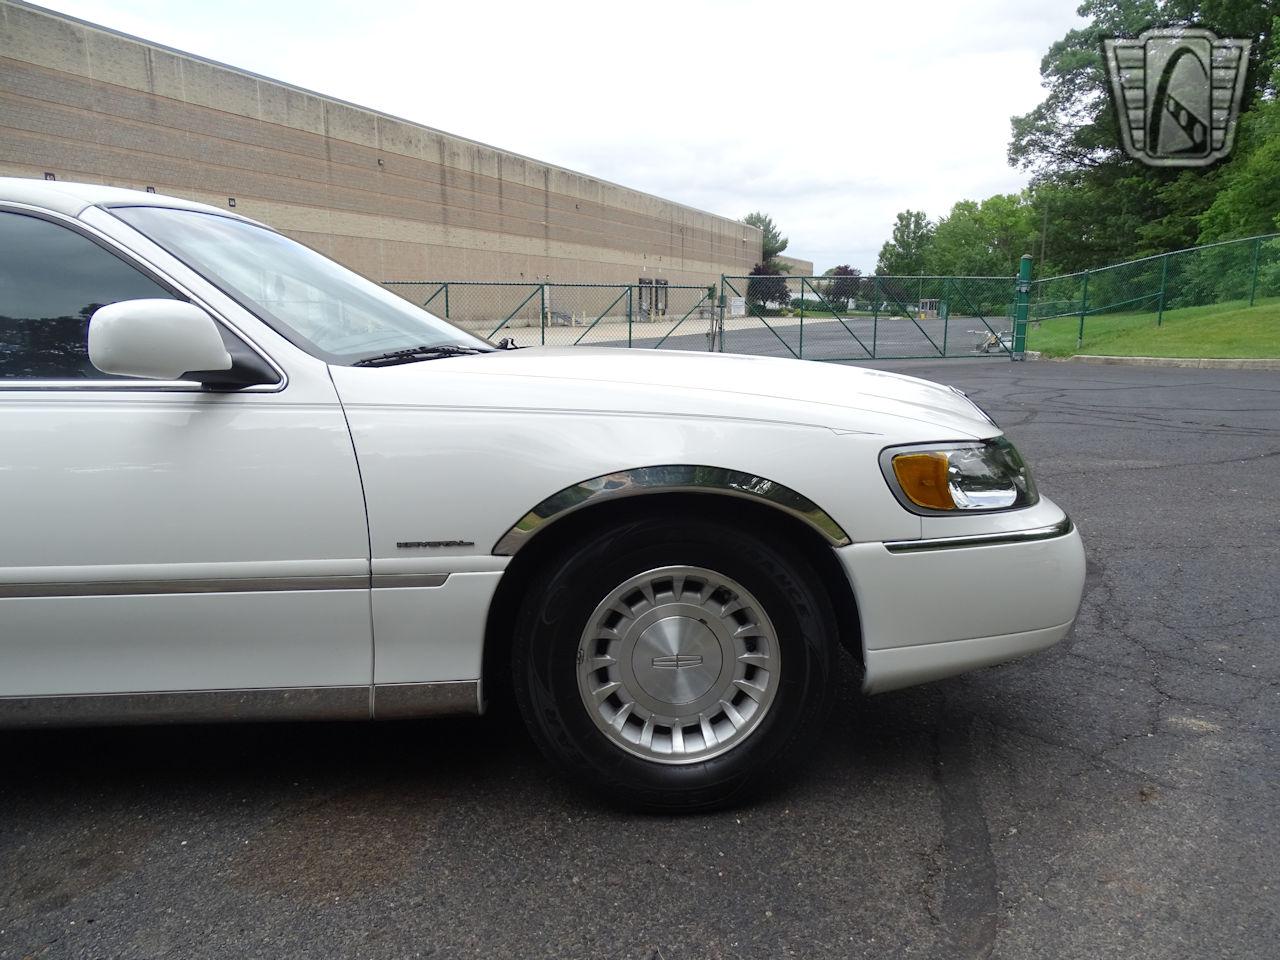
[930,694,999,960]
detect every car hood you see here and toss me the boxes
[330,347,998,438]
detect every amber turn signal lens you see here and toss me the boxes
[891,452,956,510]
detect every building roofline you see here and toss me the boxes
[8,0,761,236]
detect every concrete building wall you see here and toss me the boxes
[0,1,762,286]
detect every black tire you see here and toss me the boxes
[511,513,839,813]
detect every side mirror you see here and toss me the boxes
[89,299,233,381]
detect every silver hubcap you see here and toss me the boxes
[576,565,780,764]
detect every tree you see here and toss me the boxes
[746,263,792,310]
[1009,1,1277,177]
[822,265,862,307]
[1026,170,1164,272]
[1199,61,1280,241]
[930,194,1038,276]
[875,211,935,276]
[1008,1,1280,268]
[867,3,1280,279]
[743,212,790,271]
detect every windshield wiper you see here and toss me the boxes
[352,344,491,367]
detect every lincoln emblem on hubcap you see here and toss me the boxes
[651,654,704,669]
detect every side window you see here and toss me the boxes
[0,211,176,380]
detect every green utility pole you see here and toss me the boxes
[1012,254,1032,360]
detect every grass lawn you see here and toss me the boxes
[1027,297,1280,358]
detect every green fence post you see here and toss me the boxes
[718,275,727,353]
[872,276,880,358]
[942,276,950,356]
[540,283,546,346]
[1157,255,1168,326]
[1013,254,1032,361]
[798,279,806,359]
[627,285,633,348]
[1249,237,1261,306]
[1077,270,1090,348]
[443,283,450,321]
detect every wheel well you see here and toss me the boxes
[481,492,863,709]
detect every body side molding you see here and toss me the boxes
[0,686,370,727]
[0,574,449,598]
[0,680,483,728]
[492,465,851,556]
[372,680,482,718]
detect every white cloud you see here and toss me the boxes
[40,0,1085,271]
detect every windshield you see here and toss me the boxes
[112,206,489,364]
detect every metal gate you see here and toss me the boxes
[381,281,717,350]
[718,272,1023,360]
[383,264,1034,360]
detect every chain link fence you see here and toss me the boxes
[718,274,1019,359]
[381,281,718,351]
[386,236,1277,362]
[1029,233,1280,349]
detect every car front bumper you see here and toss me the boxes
[837,499,1086,693]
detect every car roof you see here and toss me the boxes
[0,177,255,222]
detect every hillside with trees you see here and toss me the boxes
[874,1,1280,278]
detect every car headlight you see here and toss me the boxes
[879,437,1038,514]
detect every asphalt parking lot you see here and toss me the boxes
[2,359,1277,960]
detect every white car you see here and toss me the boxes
[0,179,1085,810]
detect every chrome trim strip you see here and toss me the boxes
[0,686,370,728]
[373,556,507,576]
[372,681,482,719]
[0,573,454,598]
[493,465,851,555]
[370,573,449,589]
[0,379,222,391]
[883,517,1074,554]
[0,575,370,598]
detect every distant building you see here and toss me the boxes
[0,1,762,287]
[777,255,815,275]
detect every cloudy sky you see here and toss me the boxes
[42,0,1085,271]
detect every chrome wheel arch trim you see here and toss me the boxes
[491,465,852,556]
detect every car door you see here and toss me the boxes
[0,207,372,716]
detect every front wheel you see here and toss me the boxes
[511,514,839,812]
